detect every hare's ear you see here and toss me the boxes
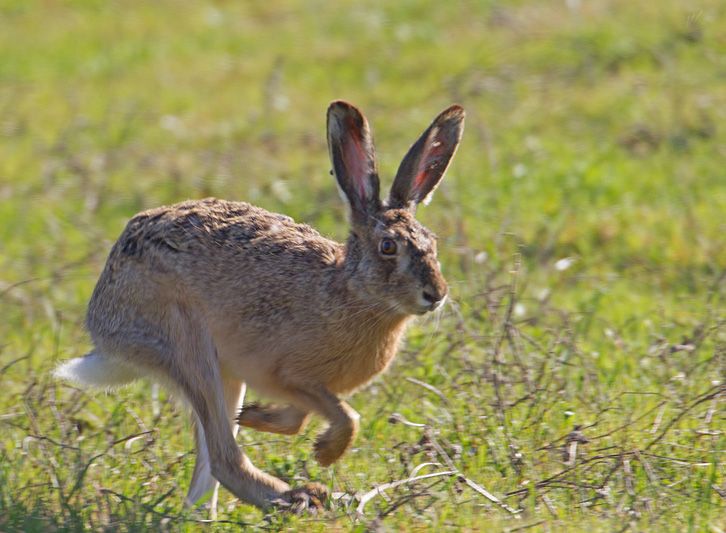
[327,101,381,225]
[388,105,465,211]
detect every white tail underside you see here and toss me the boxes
[54,352,141,388]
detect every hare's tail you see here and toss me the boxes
[54,352,140,388]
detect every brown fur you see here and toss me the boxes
[56,101,464,512]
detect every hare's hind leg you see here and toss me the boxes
[237,404,310,435]
[96,307,294,510]
[165,321,292,509]
[186,378,246,518]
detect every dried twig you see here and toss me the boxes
[644,385,724,451]
[425,428,521,515]
[405,377,451,406]
[505,519,546,532]
[356,470,457,515]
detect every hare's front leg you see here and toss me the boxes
[237,404,310,435]
[279,387,360,467]
[313,398,359,467]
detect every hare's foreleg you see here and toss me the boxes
[278,387,360,467]
[311,396,359,467]
[186,378,246,518]
[237,404,310,435]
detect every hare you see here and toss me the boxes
[54,101,465,512]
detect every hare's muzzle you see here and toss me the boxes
[420,284,448,312]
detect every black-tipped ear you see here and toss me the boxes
[327,101,381,225]
[388,105,465,211]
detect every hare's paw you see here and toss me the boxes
[313,424,356,467]
[237,403,309,435]
[274,482,329,514]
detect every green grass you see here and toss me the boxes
[1,0,724,530]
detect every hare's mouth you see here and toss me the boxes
[413,293,447,315]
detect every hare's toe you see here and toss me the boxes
[276,482,328,514]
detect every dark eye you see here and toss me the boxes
[379,238,398,256]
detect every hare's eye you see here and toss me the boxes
[379,238,398,256]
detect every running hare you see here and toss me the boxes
[55,101,465,512]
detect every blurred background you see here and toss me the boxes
[0,1,723,530]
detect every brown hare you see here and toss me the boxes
[55,101,465,512]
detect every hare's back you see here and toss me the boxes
[88,198,341,343]
[111,197,340,273]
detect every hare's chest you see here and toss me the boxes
[327,320,409,394]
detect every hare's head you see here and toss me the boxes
[327,101,464,316]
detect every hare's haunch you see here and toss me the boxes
[55,101,465,512]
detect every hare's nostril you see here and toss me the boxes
[422,291,438,304]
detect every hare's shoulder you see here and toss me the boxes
[114,198,338,260]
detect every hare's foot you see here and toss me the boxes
[271,387,361,467]
[237,403,309,435]
[313,416,359,467]
[275,482,329,514]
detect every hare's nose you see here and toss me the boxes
[422,286,447,308]
[422,290,438,304]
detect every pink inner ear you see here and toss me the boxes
[343,117,371,199]
[412,137,448,195]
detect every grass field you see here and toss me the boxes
[1,0,724,530]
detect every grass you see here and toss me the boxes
[0,0,724,530]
